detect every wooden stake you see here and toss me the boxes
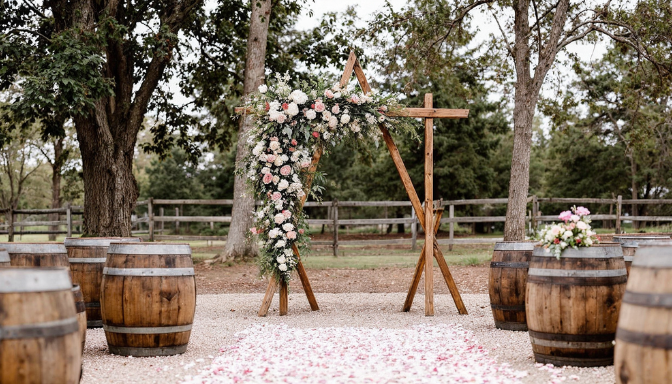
[403,208,443,312]
[424,93,434,317]
[258,277,279,317]
[293,244,319,310]
[279,280,288,316]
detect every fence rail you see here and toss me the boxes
[4,196,672,250]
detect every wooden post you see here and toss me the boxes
[333,199,339,257]
[616,195,622,234]
[449,204,454,252]
[423,93,434,317]
[279,280,288,316]
[411,207,417,251]
[159,207,166,235]
[148,198,154,242]
[7,208,14,242]
[175,207,180,234]
[532,195,538,231]
[66,203,72,237]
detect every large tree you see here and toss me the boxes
[1,0,203,236]
[368,0,671,240]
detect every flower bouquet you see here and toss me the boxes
[536,206,599,259]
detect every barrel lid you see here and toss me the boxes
[613,235,670,244]
[0,243,66,254]
[107,242,191,255]
[494,241,535,251]
[633,245,672,268]
[532,244,623,258]
[624,239,672,248]
[64,237,142,247]
[0,268,72,293]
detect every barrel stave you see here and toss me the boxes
[489,242,531,331]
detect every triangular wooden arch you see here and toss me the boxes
[242,51,470,317]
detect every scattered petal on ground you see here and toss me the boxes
[182,324,527,384]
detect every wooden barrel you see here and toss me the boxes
[1,243,69,269]
[65,237,141,328]
[526,243,627,367]
[614,237,672,277]
[615,245,672,383]
[72,284,87,355]
[488,241,534,331]
[0,267,82,383]
[0,248,9,267]
[101,243,196,357]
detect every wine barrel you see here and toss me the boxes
[488,241,534,331]
[615,245,672,383]
[72,284,87,355]
[613,237,672,277]
[65,237,141,328]
[0,268,82,383]
[526,243,627,367]
[101,243,196,357]
[1,242,69,269]
[0,248,9,266]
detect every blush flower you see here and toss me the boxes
[312,132,319,138]
[325,90,334,98]
[271,192,282,201]
[262,173,273,184]
[286,231,297,240]
[280,165,292,175]
[331,104,340,114]
[314,101,325,112]
[282,210,292,218]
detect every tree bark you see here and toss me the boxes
[503,0,570,241]
[630,156,638,229]
[218,0,272,262]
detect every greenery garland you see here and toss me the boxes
[240,73,416,282]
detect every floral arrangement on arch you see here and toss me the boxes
[536,206,599,259]
[240,73,417,282]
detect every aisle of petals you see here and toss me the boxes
[182,324,528,384]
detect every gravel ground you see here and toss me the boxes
[81,293,615,384]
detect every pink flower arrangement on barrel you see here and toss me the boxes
[537,206,599,259]
[239,72,416,282]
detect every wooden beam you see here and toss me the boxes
[258,277,278,317]
[279,280,288,316]
[403,209,443,312]
[424,93,434,317]
[387,108,470,119]
[293,244,319,311]
[339,51,358,88]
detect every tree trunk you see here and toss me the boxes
[630,156,638,229]
[48,137,64,241]
[218,0,272,262]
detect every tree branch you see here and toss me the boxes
[8,28,51,42]
[489,7,514,57]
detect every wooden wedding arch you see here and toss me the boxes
[237,51,470,317]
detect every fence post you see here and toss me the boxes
[159,207,164,234]
[449,204,454,252]
[531,195,538,231]
[148,198,154,242]
[332,199,338,257]
[66,203,72,237]
[7,207,14,242]
[616,195,622,234]
[175,207,180,234]
[411,207,417,251]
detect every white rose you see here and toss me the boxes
[268,110,282,121]
[268,228,280,239]
[340,114,351,124]
[333,92,341,98]
[550,225,562,236]
[289,90,308,104]
[258,84,268,93]
[350,123,360,133]
[261,167,270,174]
[571,215,580,222]
[585,238,593,246]
[560,241,567,248]
[272,175,280,184]
[576,221,587,230]
[282,223,294,232]
[305,109,316,120]
[277,255,286,264]
[328,116,338,128]
[269,141,280,151]
[278,179,289,191]
[269,101,281,111]
[286,102,299,117]
[323,131,332,140]
[322,111,331,121]
[284,249,293,257]
[258,153,267,162]
[274,213,286,224]
[257,210,265,219]
[275,240,286,248]
[274,157,283,167]
[545,233,555,242]
[278,263,288,271]
[562,230,573,239]
[252,146,263,156]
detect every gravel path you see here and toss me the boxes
[81,293,615,384]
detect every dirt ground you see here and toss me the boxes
[195,262,489,296]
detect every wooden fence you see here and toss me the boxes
[3,196,672,251]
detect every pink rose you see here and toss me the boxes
[325,90,334,98]
[350,95,360,104]
[291,139,297,146]
[271,192,282,201]
[558,210,572,222]
[262,173,273,184]
[286,231,297,240]
[250,227,257,234]
[331,104,340,114]
[282,210,291,218]
[575,206,590,216]
[312,132,319,138]
[314,102,325,112]
[289,147,295,152]
[266,154,276,162]
[276,114,286,124]
[298,229,305,234]
[280,165,291,175]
